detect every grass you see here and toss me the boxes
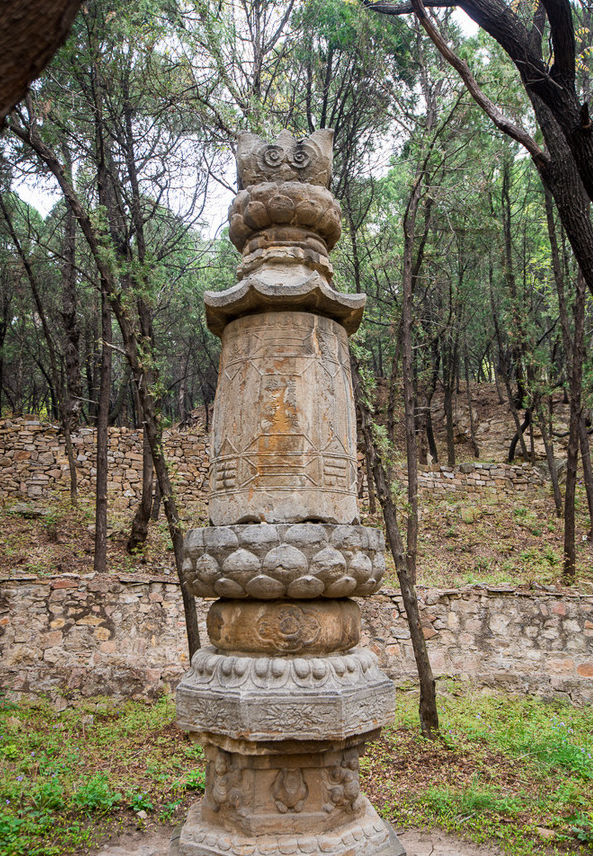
[0,694,205,855]
[363,682,593,855]
[360,481,593,592]
[2,686,593,854]
[0,495,208,579]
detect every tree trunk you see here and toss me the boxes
[563,272,586,583]
[127,428,154,554]
[9,105,201,659]
[535,399,563,517]
[464,347,479,458]
[94,283,111,574]
[579,417,593,541]
[60,144,82,432]
[0,194,78,502]
[401,171,423,584]
[352,355,439,739]
[443,379,456,466]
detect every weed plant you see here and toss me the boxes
[0,694,204,855]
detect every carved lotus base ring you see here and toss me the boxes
[170,798,406,856]
[176,647,395,743]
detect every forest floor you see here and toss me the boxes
[2,687,592,856]
[2,476,593,592]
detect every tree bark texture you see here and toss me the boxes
[0,0,82,125]
[563,272,586,583]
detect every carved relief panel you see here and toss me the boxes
[209,311,358,525]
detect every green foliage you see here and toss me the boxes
[183,769,206,791]
[72,775,121,813]
[127,790,154,813]
[0,695,205,854]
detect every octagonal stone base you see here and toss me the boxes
[170,799,406,856]
[176,647,394,743]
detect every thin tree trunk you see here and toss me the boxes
[464,346,479,458]
[127,429,153,554]
[443,379,456,466]
[60,143,82,432]
[0,195,78,501]
[535,398,563,517]
[352,354,439,739]
[563,272,586,583]
[94,283,111,574]
[151,478,162,521]
[402,172,423,584]
[579,417,593,541]
[365,449,377,514]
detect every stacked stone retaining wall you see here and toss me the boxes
[1,574,591,706]
[0,416,209,510]
[393,461,545,494]
[1,417,546,511]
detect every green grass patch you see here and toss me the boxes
[362,683,593,855]
[0,694,204,855]
[2,686,593,854]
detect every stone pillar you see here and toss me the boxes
[172,130,405,856]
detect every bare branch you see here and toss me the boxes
[409,0,549,165]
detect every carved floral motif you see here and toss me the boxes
[256,604,321,652]
[236,129,334,190]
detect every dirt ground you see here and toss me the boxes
[93,825,506,856]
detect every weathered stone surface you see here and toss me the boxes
[183,523,385,599]
[204,272,365,337]
[229,181,341,253]
[207,599,360,655]
[175,797,405,856]
[176,647,394,742]
[198,743,366,836]
[3,575,593,704]
[236,129,334,191]
[208,312,358,526]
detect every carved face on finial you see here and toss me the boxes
[236,129,334,190]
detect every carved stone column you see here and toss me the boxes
[172,130,406,856]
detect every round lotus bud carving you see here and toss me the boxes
[182,523,385,600]
[228,181,341,253]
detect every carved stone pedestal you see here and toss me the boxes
[173,129,405,856]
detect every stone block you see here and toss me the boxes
[208,312,359,525]
[175,796,405,856]
[207,599,360,655]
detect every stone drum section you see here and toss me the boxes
[172,130,405,856]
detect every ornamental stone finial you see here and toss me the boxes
[236,129,334,189]
[207,128,364,338]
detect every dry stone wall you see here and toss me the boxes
[1,417,546,512]
[0,416,209,510]
[392,461,545,494]
[1,573,592,706]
